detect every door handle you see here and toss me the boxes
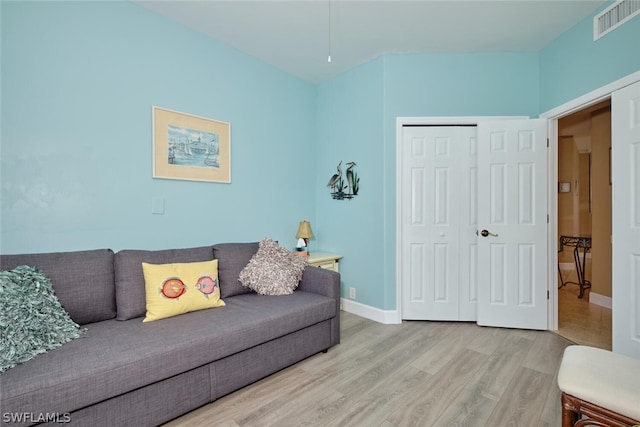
[477,229,499,237]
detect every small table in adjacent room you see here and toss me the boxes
[559,235,592,298]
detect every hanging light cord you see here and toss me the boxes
[328,0,332,63]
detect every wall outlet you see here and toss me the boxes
[349,287,356,299]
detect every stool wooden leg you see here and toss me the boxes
[562,393,580,427]
[561,391,640,427]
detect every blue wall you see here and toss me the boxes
[315,58,386,307]
[539,6,640,112]
[316,8,639,311]
[2,2,639,314]
[1,1,316,254]
[316,52,540,308]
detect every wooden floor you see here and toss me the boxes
[164,312,574,427]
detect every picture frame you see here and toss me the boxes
[152,106,231,183]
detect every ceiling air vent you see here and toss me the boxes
[594,0,640,40]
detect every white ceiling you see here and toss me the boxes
[133,0,606,84]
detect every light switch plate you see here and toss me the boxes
[152,197,165,215]
[558,182,571,193]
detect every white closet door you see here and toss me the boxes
[400,126,476,320]
[476,119,548,330]
[459,131,479,321]
[612,80,640,358]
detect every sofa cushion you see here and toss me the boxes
[0,266,85,372]
[142,260,225,322]
[0,291,336,417]
[114,246,215,320]
[213,242,259,298]
[0,249,116,325]
[239,238,307,295]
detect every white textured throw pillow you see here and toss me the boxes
[238,238,307,295]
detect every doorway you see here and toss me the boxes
[556,99,612,350]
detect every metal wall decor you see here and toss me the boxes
[327,161,359,200]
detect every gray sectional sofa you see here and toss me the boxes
[0,242,341,426]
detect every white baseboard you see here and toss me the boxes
[341,299,401,324]
[590,292,612,309]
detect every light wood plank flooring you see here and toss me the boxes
[164,312,574,427]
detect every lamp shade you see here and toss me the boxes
[295,221,315,239]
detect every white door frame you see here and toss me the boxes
[395,116,527,324]
[541,69,640,331]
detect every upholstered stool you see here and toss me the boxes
[558,345,640,427]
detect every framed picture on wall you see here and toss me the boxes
[152,106,231,183]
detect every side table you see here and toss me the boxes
[307,252,343,273]
[559,235,592,298]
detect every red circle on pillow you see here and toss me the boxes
[161,278,186,299]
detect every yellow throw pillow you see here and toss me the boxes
[142,260,225,322]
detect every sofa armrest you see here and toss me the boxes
[298,266,341,345]
[299,265,340,300]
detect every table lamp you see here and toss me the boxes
[295,221,315,252]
